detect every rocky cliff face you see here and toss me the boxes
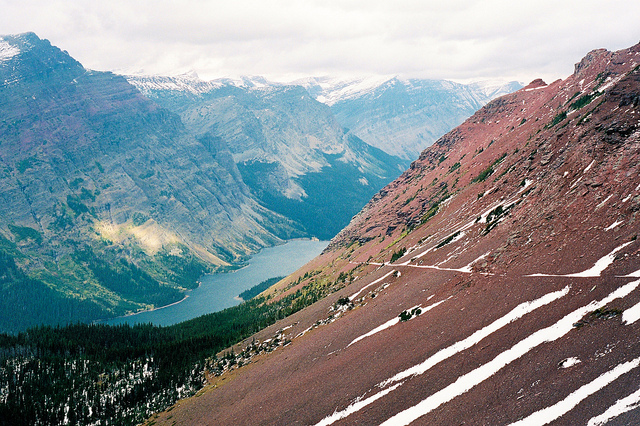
[128,74,408,239]
[298,76,522,160]
[0,33,303,332]
[152,42,640,425]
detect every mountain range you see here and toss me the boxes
[126,73,407,239]
[298,75,522,160]
[0,33,520,333]
[147,42,640,425]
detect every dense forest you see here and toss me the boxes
[238,276,285,300]
[0,233,208,335]
[0,268,349,425]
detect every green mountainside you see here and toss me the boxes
[0,33,304,333]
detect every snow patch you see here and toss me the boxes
[0,41,20,63]
[605,220,623,231]
[599,74,625,92]
[527,241,632,278]
[570,176,583,189]
[584,160,596,173]
[587,386,640,426]
[379,280,640,426]
[349,270,396,301]
[321,286,570,425]
[621,269,640,278]
[380,286,570,388]
[560,357,581,368]
[314,383,403,426]
[457,251,491,273]
[511,356,640,426]
[347,317,400,347]
[622,299,640,324]
[519,179,534,193]
[347,298,449,348]
[595,194,613,209]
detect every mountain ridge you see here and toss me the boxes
[129,72,522,161]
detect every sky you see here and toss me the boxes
[1,0,639,84]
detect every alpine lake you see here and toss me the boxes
[105,239,329,327]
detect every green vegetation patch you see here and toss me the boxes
[448,162,461,173]
[69,177,84,190]
[239,276,286,300]
[0,252,108,334]
[547,111,567,128]
[0,269,349,425]
[482,202,517,235]
[132,212,149,227]
[472,153,507,183]
[139,170,155,179]
[421,203,440,224]
[73,248,183,307]
[7,224,42,244]
[66,194,90,216]
[569,91,601,111]
[0,268,355,425]
[390,247,407,263]
[399,306,422,322]
[16,156,37,173]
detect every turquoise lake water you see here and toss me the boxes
[104,239,329,327]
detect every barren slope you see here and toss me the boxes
[149,42,640,426]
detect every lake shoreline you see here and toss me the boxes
[103,238,328,327]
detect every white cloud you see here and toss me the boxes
[1,0,638,83]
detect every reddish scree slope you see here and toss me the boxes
[150,43,640,425]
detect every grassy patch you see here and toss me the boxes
[390,247,406,262]
[472,153,507,183]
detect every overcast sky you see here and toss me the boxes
[1,0,639,84]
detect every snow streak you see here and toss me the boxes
[380,286,570,387]
[587,386,640,426]
[314,383,402,426]
[622,300,640,324]
[510,356,640,426]
[347,297,450,348]
[379,280,640,426]
[605,220,624,231]
[527,241,632,277]
[349,270,396,301]
[313,286,570,426]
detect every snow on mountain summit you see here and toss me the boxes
[294,75,395,105]
[0,40,20,63]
